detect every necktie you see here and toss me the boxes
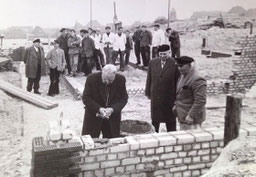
[161,60,166,69]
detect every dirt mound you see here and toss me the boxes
[202,136,256,177]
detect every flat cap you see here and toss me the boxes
[105,26,111,29]
[175,56,194,65]
[158,44,170,52]
[53,39,60,44]
[166,27,172,32]
[60,28,67,32]
[154,24,160,28]
[80,29,88,33]
[33,38,40,43]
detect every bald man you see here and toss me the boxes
[82,64,128,138]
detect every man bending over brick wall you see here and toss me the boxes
[173,56,207,130]
[82,64,128,138]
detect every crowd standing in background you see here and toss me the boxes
[51,24,181,75]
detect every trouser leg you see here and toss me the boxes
[125,49,131,65]
[27,78,34,92]
[152,121,160,133]
[119,50,125,71]
[135,44,141,64]
[102,119,112,138]
[144,46,150,67]
[166,121,177,132]
[34,65,41,92]
[112,50,118,65]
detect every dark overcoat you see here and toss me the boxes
[145,57,180,123]
[169,30,180,49]
[82,72,128,138]
[23,46,46,78]
[80,37,95,58]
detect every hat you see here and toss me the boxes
[166,28,172,33]
[33,38,40,43]
[80,29,88,33]
[105,26,111,29]
[175,56,194,65]
[53,40,60,44]
[60,28,66,32]
[158,45,170,52]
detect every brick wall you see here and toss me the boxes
[31,125,256,177]
[231,35,256,93]
[208,35,256,94]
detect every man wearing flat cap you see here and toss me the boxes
[57,28,70,74]
[145,44,180,132]
[166,28,180,58]
[46,40,66,96]
[80,29,95,76]
[23,38,46,94]
[173,56,207,130]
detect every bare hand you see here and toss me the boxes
[105,108,114,118]
[185,115,193,125]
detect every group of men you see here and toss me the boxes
[132,24,180,68]
[57,26,134,76]
[82,44,207,138]
[23,38,66,96]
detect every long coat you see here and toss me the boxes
[82,72,128,138]
[174,68,207,124]
[145,57,180,123]
[23,46,46,78]
[81,37,95,58]
[168,30,180,49]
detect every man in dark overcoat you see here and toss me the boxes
[82,64,128,138]
[166,28,181,58]
[23,38,46,94]
[57,28,70,74]
[80,29,95,76]
[145,44,180,132]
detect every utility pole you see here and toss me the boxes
[90,0,92,28]
[167,0,171,28]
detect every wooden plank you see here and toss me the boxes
[60,75,82,100]
[0,80,58,110]
[0,57,11,67]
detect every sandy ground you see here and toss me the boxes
[0,28,256,177]
[202,136,256,177]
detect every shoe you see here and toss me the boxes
[34,91,41,94]
[47,93,55,97]
[136,63,141,66]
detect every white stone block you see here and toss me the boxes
[62,129,75,140]
[48,129,61,141]
[60,119,70,129]
[81,135,95,150]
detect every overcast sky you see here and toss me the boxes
[0,0,255,29]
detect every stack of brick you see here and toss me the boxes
[231,35,256,92]
[31,137,83,177]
